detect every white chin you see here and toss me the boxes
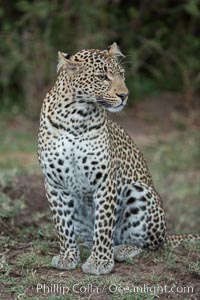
[107,105,124,112]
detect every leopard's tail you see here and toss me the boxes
[165,234,200,248]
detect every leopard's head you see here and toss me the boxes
[57,43,129,112]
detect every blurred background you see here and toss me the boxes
[0,1,200,298]
[1,0,200,117]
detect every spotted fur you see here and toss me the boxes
[38,43,200,275]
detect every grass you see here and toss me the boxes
[0,113,199,299]
[0,116,37,154]
[15,252,51,269]
[0,193,26,219]
[144,131,200,234]
[0,115,39,176]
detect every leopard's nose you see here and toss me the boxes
[116,93,129,102]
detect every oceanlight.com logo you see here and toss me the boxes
[109,283,194,295]
[35,283,194,296]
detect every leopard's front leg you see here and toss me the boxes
[45,182,80,270]
[82,184,117,275]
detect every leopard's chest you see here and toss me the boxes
[40,133,109,195]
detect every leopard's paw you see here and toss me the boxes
[52,252,80,270]
[114,244,142,262]
[82,255,114,275]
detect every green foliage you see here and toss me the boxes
[1,0,200,118]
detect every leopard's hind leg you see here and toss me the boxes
[114,183,166,262]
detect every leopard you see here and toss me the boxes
[38,42,200,275]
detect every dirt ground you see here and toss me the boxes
[0,93,200,299]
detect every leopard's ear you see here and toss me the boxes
[57,51,80,74]
[107,42,125,58]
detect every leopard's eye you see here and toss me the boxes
[97,74,108,81]
[120,71,125,78]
